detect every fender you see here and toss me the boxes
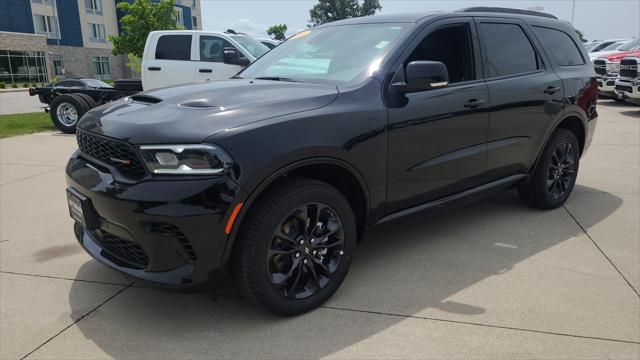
[217,156,372,274]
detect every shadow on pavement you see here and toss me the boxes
[67,186,623,358]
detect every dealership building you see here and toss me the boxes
[0,0,201,84]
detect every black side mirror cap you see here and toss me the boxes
[391,61,449,94]
[223,47,250,66]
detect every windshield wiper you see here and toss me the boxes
[253,76,298,82]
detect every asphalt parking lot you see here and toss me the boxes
[1,100,639,359]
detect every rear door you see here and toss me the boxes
[476,18,564,179]
[143,34,196,90]
[195,34,245,82]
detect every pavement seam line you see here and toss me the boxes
[0,270,132,287]
[562,205,640,298]
[0,162,64,168]
[19,283,134,360]
[320,305,640,345]
[0,167,64,186]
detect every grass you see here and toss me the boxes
[0,112,54,139]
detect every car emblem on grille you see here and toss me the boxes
[109,157,132,165]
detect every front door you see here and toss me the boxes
[196,35,245,82]
[386,18,489,213]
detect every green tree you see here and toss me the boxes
[267,24,288,41]
[575,29,587,43]
[109,0,180,58]
[309,0,381,26]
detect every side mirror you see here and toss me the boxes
[223,47,250,66]
[392,61,449,94]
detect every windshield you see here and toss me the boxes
[230,35,270,59]
[237,24,408,85]
[82,79,112,88]
[618,38,640,51]
[601,41,624,51]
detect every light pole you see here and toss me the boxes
[571,0,576,24]
[50,0,65,79]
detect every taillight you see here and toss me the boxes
[28,88,34,96]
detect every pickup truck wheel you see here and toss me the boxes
[233,178,356,316]
[50,94,89,134]
[74,93,98,110]
[518,128,580,209]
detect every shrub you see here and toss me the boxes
[22,82,29,88]
[11,83,18,88]
[0,82,5,89]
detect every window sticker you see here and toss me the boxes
[375,40,389,49]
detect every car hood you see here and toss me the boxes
[78,80,339,144]
[590,50,621,60]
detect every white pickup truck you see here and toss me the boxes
[141,30,270,90]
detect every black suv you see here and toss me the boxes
[66,8,598,315]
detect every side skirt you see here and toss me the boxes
[376,174,527,225]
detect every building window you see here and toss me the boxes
[31,0,54,5]
[91,56,110,80]
[53,59,64,76]
[33,15,60,39]
[192,0,196,8]
[85,0,103,15]
[173,7,184,26]
[192,16,197,28]
[0,50,49,84]
[88,23,107,43]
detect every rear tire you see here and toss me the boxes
[74,93,98,110]
[49,94,89,134]
[233,178,356,316]
[518,128,580,209]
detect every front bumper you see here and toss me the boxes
[66,152,245,288]
[614,77,640,100]
[596,75,618,96]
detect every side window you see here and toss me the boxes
[479,23,540,78]
[406,23,475,83]
[155,35,192,61]
[199,36,234,62]
[533,26,585,66]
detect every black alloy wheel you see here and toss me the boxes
[546,141,576,201]
[266,203,345,299]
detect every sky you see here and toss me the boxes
[200,0,640,41]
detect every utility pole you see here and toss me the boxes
[571,0,576,24]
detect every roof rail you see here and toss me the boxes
[457,7,558,19]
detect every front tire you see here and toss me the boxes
[518,128,580,209]
[233,178,356,316]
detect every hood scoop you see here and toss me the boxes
[130,95,162,104]
[179,98,223,110]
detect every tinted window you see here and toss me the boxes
[230,35,270,58]
[533,27,585,66]
[155,35,192,60]
[407,23,475,83]
[261,41,276,49]
[199,36,234,62]
[55,80,83,87]
[479,23,540,78]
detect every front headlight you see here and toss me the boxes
[606,62,620,74]
[139,144,233,175]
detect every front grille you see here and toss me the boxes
[144,222,197,262]
[616,84,633,93]
[76,130,146,179]
[96,231,149,269]
[593,60,607,76]
[619,59,638,78]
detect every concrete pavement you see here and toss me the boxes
[1,101,639,359]
[0,90,47,115]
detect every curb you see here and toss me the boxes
[0,88,29,93]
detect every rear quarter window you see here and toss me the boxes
[155,35,192,61]
[533,26,585,66]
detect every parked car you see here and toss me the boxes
[593,50,640,98]
[589,38,638,61]
[615,56,640,104]
[256,38,281,49]
[588,38,630,53]
[141,30,270,90]
[583,41,602,51]
[29,79,141,133]
[66,7,597,316]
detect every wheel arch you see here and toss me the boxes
[220,157,371,272]
[530,112,587,175]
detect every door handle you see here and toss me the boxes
[148,66,161,71]
[199,68,213,73]
[463,99,485,109]
[544,86,561,94]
